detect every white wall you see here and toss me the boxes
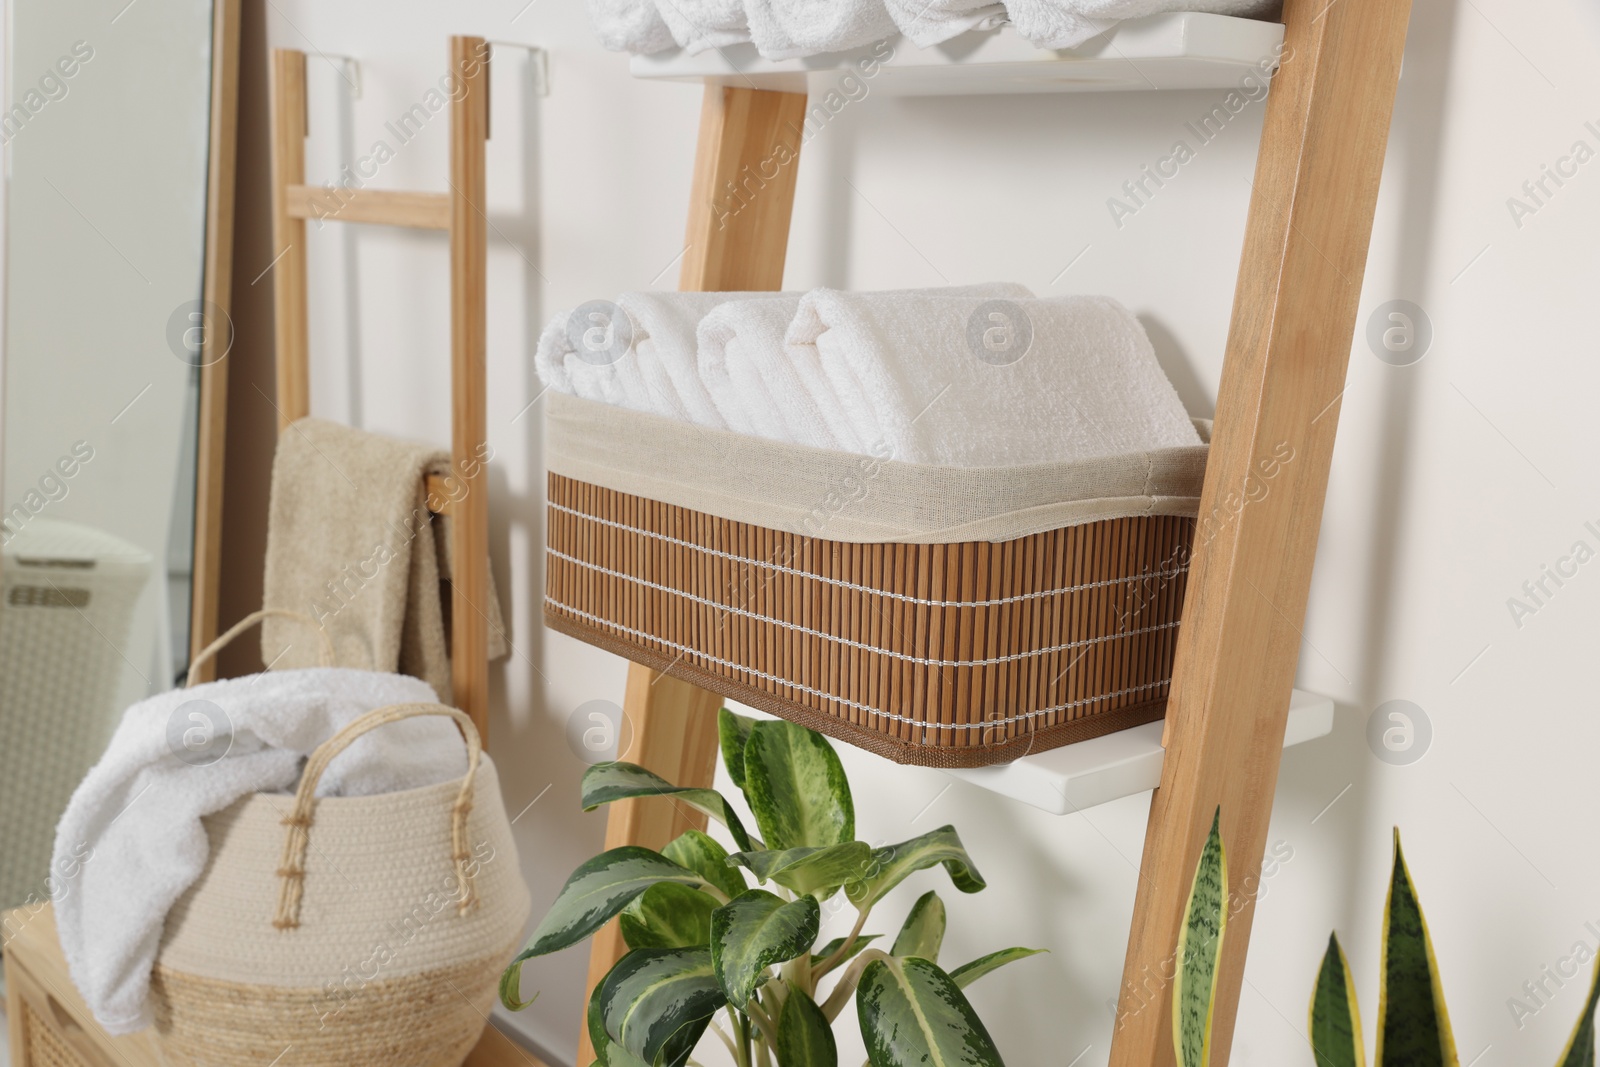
[263,1,1600,1063]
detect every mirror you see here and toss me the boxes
[0,0,236,912]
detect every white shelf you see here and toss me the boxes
[630,13,1285,96]
[944,688,1334,814]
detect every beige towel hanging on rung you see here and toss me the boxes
[261,417,507,704]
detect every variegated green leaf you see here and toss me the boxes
[729,842,873,898]
[661,828,748,901]
[846,825,986,909]
[744,719,854,851]
[1555,954,1600,1067]
[776,986,838,1067]
[1173,808,1227,1067]
[711,889,822,1007]
[582,761,756,852]
[599,947,725,1066]
[720,707,757,790]
[1377,831,1459,1067]
[510,847,706,964]
[812,933,881,968]
[948,947,1046,990]
[857,956,1006,1067]
[619,882,718,951]
[1310,933,1365,1067]
[587,977,650,1067]
[891,891,946,962]
[499,954,539,1011]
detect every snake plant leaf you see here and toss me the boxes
[1310,933,1366,1067]
[948,947,1047,989]
[1555,955,1600,1067]
[586,978,651,1067]
[582,761,756,852]
[1173,807,1227,1067]
[729,841,874,898]
[846,825,987,910]
[1377,831,1459,1067]
[619,882,719,951]
[891,891,947,962]
[661,828,748,901]
[857,955,1006,1067]
[776,986,839,1067]
[720,708,757,790]
[743,719,854,851]
[512,846,708,962]
[813,933,882,968]
[599,947,726,1066]
[710,889,822,1007]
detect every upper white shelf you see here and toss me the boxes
[944,688,1333,814]
[630,13,1285,96]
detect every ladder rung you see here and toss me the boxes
[425,473,454,515]
[284,185,450,230]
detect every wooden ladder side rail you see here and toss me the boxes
[573,83,809,1066]
[1107,1,1412,1065]
[265,37,492,739]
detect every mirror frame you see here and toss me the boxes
[188,0,241,681]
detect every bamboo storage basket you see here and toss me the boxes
[544,395,1208,767]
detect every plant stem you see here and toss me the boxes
[746,999,779,1049]
[818,949,889,1022]
[755,1036,773,1067]
[709,1017,740,1065]
[733,1008,753,1067]
[812,903,873,981]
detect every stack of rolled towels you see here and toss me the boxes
[590,0,1277,58]
[536,284,1202,468]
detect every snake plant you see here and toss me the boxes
[502,709,1043,1067]
[1309,830,1600,1067]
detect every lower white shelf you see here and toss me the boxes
[944,688,1334,815]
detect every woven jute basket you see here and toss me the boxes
[146,620,530,1066]
[543,395,1210,768]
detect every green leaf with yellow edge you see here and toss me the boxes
[776,986,838,1067]
[661,828,747,902]
[891,890,946,962]
[1173,807,1227,1067]
[1310,933,1365,1067]
[743,719,854,851]
[619,882,718,951]
[1555,954,1600,1067]
[1377,830,1459,1067]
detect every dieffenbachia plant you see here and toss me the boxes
[1310,830,1600,1067]
[501,709,1043,1067]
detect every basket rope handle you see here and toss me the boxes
[188,608,335,686]
[273,702,483,930]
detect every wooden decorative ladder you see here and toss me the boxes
[266,36,493,740]
[576,0,1413,1064]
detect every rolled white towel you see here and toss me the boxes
[585,0,678,53]
[699,284,1036,452]
[51,669,464,1035]
[656,0,751,52]
[1005,0,1277,51]
[747,0,898,59]
[787,290,1201,466]
[616,291,804,428]
[536,303,655,413]
[883,0,1008,47]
